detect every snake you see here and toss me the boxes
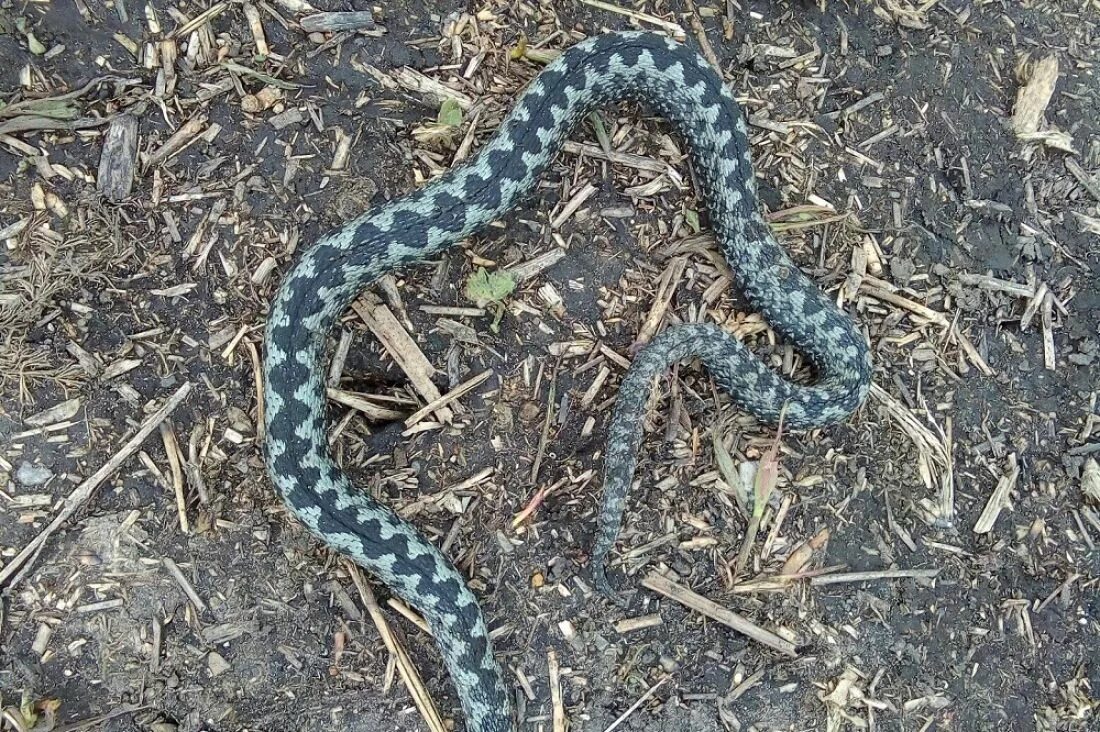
[263,30,872,732]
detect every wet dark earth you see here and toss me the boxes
[1,2,1098,731]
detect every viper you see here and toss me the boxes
[263,31,871,731]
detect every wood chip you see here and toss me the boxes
[300,11,375,32]
[957,272,1035,299]
[24,398,82,427]
[548,648,567,732]
[97,113,139,202]
[1082,459,1100,505]
[390,67,474,110]
[504,248,567,283]
[1013,55,1059,136]
[973,453,1020,534]
[242,2,269,57]
[614,614,663,634]
[145,114,207,168]
[269,0,315,13]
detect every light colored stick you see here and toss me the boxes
[1041,291,1056,371]
[642,571,797,657]
[561,140,667,174]
[346,561,447,732]
[614,614,663,634]
[809,568,940,586]
[636,257,687,346]
[390,66,474,110]
[505,248,567,284]
[603,676,670,732]
[160,421,188,533]
[973,453,1020,534]
[579,0,686,39]
[550,182,598,229]
[244,339,265,441]
[956,272,1035,298]
[404,369,493,428]
[353,296,453,423]
[144,115,207,167]
[860,277,992,375]
[548,648,567,732]
[242,2,269,57]
[328,388,407,421]
[1013,55,1058,136]
[0,382,193,589]
[162,557,207,612]
[385,597,432,635]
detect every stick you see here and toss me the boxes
[808,568,940,586]
[346,562,447,732]
[352,295,453,423]
[579,0,686,39]
[162,557,207,612]
[404,369,493,428]
[160,421,188,533]
[641,572,797,657]
[683,0,721,70]
[0,382,193,589]
[548,648,567,732]
[385,597,432,635]
[328,388,407,421]
[603,676,670,732]
[635,257,687,347]
[973,453,1020,534]
[860,279,992,375]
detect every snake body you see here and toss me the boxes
[264,31,871,732]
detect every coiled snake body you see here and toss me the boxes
[264,31,871,732]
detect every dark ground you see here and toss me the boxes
[1,1,1098,731]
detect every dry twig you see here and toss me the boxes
[0,382,193,589]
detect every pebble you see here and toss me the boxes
[16,462,53,487]
[207,651,231,677]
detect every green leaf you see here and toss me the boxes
[6,98,79,120]
[684,208,701,234]
[437,98,463,127]
[588,111,611,151]
[464,267,515,307]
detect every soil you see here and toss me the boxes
[1,2,1098,731]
